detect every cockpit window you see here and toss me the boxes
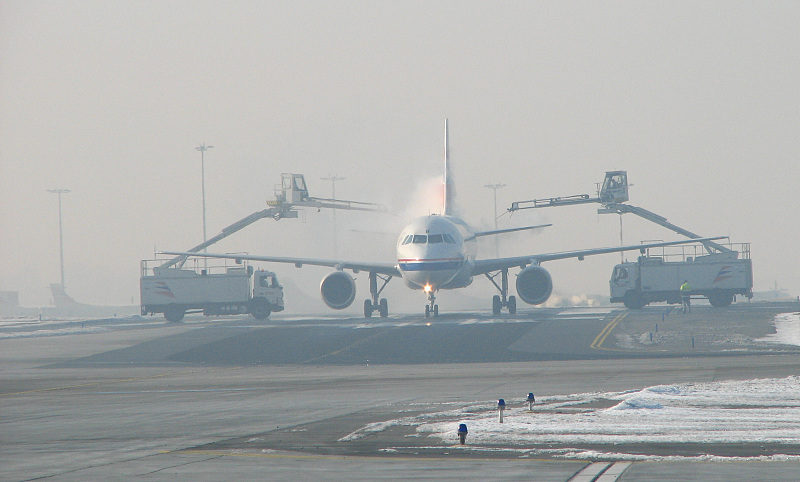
[444,233,456,243]
[412,235,427,244]
[401,234,413,245]
[428,234,443,244]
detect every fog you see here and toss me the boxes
[1,1,798,309]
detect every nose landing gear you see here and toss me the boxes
[424,289,439,318]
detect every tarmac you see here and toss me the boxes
[2,301,800,480]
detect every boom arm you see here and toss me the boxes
[161,172,388,269]
[597,203,732,254]
[161,207,290,268]
[508,170,733,254]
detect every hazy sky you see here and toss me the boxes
[2,1,798,309]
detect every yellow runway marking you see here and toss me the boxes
[590,311,628,351]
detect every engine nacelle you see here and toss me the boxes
[320,271,356,309]
[516,266,553,305]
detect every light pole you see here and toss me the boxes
[195,144,214,246]
[47,188,71,288]
[484,182,506,257]
[321,174,345,257]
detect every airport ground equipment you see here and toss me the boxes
[610,243,753,309]
[146,172,385,320]
[508,170,753,307]
[161,173,385,269]
[141,258,284,322]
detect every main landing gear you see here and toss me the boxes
[364,271,391,318]
[425,290,439,318]
[485,268,517,315]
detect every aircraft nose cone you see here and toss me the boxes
[398,257,462,289]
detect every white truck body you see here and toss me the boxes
[140,260,283,322]
[610,246,753,309]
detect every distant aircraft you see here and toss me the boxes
[163,120,724,318]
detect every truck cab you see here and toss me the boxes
[252,269,284,318]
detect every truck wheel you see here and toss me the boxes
[164,306,185,323]
[249,297,272,320]
[708,292,733,307]
[623,290,645,310]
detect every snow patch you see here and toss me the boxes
[759,312,800,346]
[342,376,800,457]
[0,326,110,339]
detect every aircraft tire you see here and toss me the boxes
[433,304,439,317]
[508,295,517,314]
[492,295,502,315]
[425,305,430,318]
[379,298,388,317]
[364,299,373,318]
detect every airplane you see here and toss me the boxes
[162,120,726,318]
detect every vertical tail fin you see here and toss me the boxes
[443,119,455,216]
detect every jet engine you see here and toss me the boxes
[320,271,356,309]
[515,266,553,305]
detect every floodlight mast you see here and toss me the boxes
[195,144,214,247]
[47,188,71,288]
[484,182,506,257]
[321,174,346,257]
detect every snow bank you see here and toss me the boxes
[759,312,800,346]
[346,376,800,457]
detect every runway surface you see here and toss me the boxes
[2,301,800,480]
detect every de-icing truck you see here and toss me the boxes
[140,259,284,322]
[609,243,753,309]
[507,171,754,311]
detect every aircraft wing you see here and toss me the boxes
[158,251,401,277]
[470,236,728,276]
[465,223,552,241]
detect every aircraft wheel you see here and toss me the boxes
[425,305,430,318]
[508,295,517,315]
[492,295,502,315]
[379,298,388,317]
[433,304,439,317]
[364,299,373,318]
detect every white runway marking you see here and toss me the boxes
[572,462,612,481]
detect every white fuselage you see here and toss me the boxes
[396,215,476,291]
